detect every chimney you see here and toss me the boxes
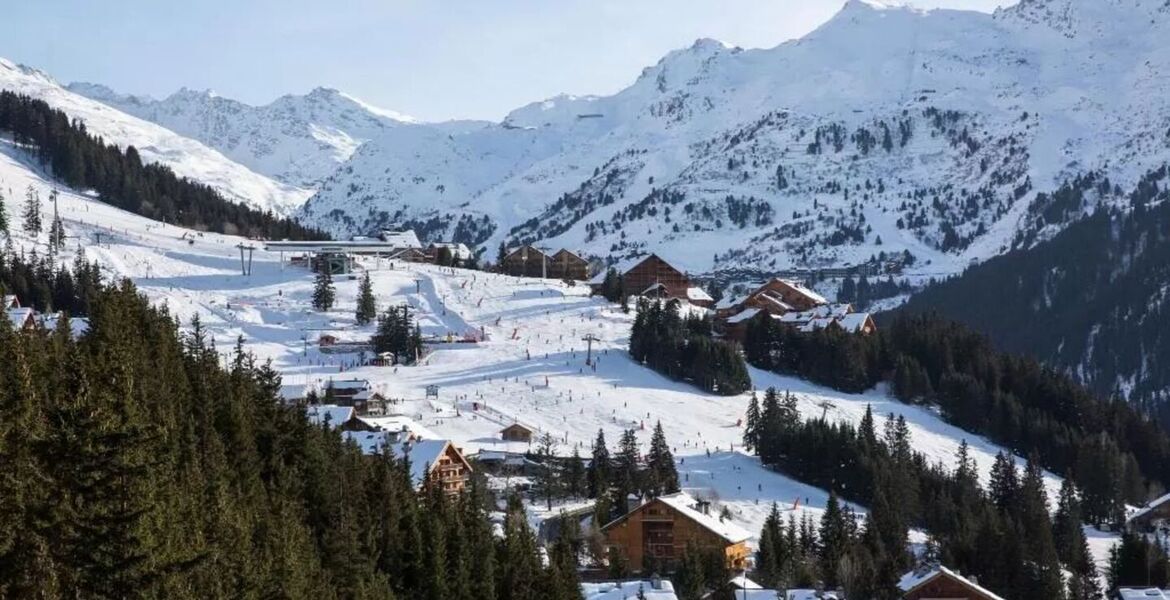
[649,575,663,590]
[695,500,711,516]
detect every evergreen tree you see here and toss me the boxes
[743,391,761,452]
[818,492,852,589]
[355,271,377,325]
[0,189,8,236]
[587,429,610,499]
[22,185,41,235]
[610,429,640,520]
[1018,457,1065,599]
[565,447,587,499]
[1054,477,1099,600]
[644,422,679,498]
[312,268,335,312]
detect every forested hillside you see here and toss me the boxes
[0,269,578,600]
[0,91,325,240]
[896,165,1170,416]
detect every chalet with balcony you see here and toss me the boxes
[601,492,751,573]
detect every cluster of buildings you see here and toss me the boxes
[595,490,997,600]
[4,295,90,338]
[295,380,474,496]
[499,244,592,280]
[587,254,713,306]
[714,279,876,342]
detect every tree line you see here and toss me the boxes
[0,90,325,240]
[630,298,750,395]
[0,269,583,599]
[743,388,1100,600]
[0,245,102,315]
[744,311,1170,527]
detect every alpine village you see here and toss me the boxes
[6,1,1170,599]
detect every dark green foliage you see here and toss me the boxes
[371,305,424,365]
[629,298,750,395]
[0,247,101,315]
[22,185,41,234]
[746,391,1086,600]
[745,310,1170,527]
[644,422,679,498]
[1108,531,1170,593]
[312,268,335,311]
[0,91,326,240]
[355,272,377,325]
[896,166,1170,412]
[0,270,572,600]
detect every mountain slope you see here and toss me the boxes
[68,83,416,189]
[298,0,1170,275]
[894,164,1170,406]
[0,58,308,214]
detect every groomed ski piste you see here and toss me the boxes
[0,140,1119,574]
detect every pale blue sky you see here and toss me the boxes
[1,0,1010,122]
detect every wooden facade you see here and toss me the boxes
[899,568,1003,600]
[501,423,534,443]
[500,245,551,278]
[620,255,691,300]
[601,494,750,573]
[424,442,474,496]
[549,249,591,281]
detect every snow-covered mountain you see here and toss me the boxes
[67,82,417,189]
[0,58,309,214]
[295,0,1170,274]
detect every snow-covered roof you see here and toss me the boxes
[6,307,34,329]
[726,307,761,324]
[343,430,392,454]
[278,383,309,402]
[326,379,371,391]
[306,404,354,428]
[588,255,651,284]
[378,230,421,248]
[1129,491,1170,523]
[1120,589,1170,600]
[837,312,873,333]
[360,415,441,441]
[2,295,18,308]
[729,575,763,589]
[686,287,713,302]
[714,293,748,311]
[654,492,752,544]
[582,580,677,600]
[897,567,1003,600]
[800,317,837,332]
[36,313,90,338]
[775,278,828,306]
[392,439,457,488]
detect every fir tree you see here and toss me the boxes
[0,189,8,236]
[565,447,587,499]
[21,185,41,235]
[312,268,335,312]
[743,391,761,452]
[355,271,377,325]
[644,422,679,498]
[587,429,610,500]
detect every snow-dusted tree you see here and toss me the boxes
[22,185,41,234]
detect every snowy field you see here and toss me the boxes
[0,142,1118,565]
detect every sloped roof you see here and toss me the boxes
[379,230,422,248]
[686,287,713,302]
[714,293,749,311]
[1129,491,1170,523]
[897,567,1004,600]
[306,404,354,428]
[430,242,472,259]
[6,307,34,328]
[392,439,467,489]
[837,312,873,333]
[604,492,750,544]
[2,295,18,308]
[726,307,761,324]
[36,313,90,338]
[1120,589,1170,600]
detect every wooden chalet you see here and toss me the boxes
[397,440,473,496]
[2,294,19,309]
[6,307,35,331]
[500,423,534,443]
[548,249,591,281]
[591,254,712,307]
[898,567,1004,600]
[601,492,751,573]
[500,245,551,278]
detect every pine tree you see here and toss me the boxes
[989,452,1019,512]
[0,189,8,235]
[312,268,335,312]
[645,422,678,498]
[610,429,640,520]
[21,185,41,235]
[1018,456,1065,599]
[588,429,610,499]
[1054,477,1100,600]
[565,447,586,499]
[818,491,852,588]
[534,433,560,510]
[743,391,761,452]
[355,271,377,325]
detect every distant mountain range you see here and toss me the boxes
[7,0,1170,277]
